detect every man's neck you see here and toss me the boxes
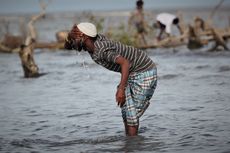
[85,38,95,54]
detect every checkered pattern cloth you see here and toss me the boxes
[121,68,157,126]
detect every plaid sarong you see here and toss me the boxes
[121,68,157,126]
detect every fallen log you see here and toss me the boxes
[35,41,65,49]
[56,30,69,43]
[0,43,20,53]
[139,21,230,50]
[1,34,24,49]
[0,41,65,53]
[139,36,187,49]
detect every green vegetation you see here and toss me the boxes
[106,23,136,46]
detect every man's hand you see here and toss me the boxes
[115,56,130,108]
[116,88,126,107]
[64,33,74,50]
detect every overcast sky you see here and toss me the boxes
[0,0,229,14]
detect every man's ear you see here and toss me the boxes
[82,33,87,39]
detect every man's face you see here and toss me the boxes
[68,25,85,51]
[70,25,82,39]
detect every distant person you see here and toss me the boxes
[65,22,157,136]
[154,13,182,41]
[129,0,147,46]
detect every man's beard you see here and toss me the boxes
[72,38,85,52]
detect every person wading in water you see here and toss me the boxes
[65,22,157,136]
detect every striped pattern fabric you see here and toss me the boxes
[121,68,157,126]
[90,34,156,73]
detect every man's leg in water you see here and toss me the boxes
[124,120,139,136]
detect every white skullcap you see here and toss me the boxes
[77,22,97,37]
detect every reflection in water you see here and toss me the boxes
[121,135,163,152]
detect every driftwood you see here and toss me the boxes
[0,27,66,53]
[0,41,65,53]
[139,0,229,50]
[140,36,187,49]
[1,34,24,49]
[139,15,230,51]
[139,28,230,50]
[188,16,229,51]
[35,41,65,49]
[18,0,47,78]
[0,17,25,50]
[56,30,69,43]
[0,43,20,53]
[19,41,39,78]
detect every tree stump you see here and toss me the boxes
[19,40,39,78]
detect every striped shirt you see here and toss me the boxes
[90,34,156,73]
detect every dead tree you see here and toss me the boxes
[188,16,229,51]
[206,0,229,51]
[208,27,229,51]
[19,41,39,78]
[0,17,22,52]
[18,0,46,78]
[0,18,24,51]
[187,17,205,50]
[1,34,24,49]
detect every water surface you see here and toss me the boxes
[0,48,230,153]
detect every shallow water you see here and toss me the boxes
[0,48,230,153]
